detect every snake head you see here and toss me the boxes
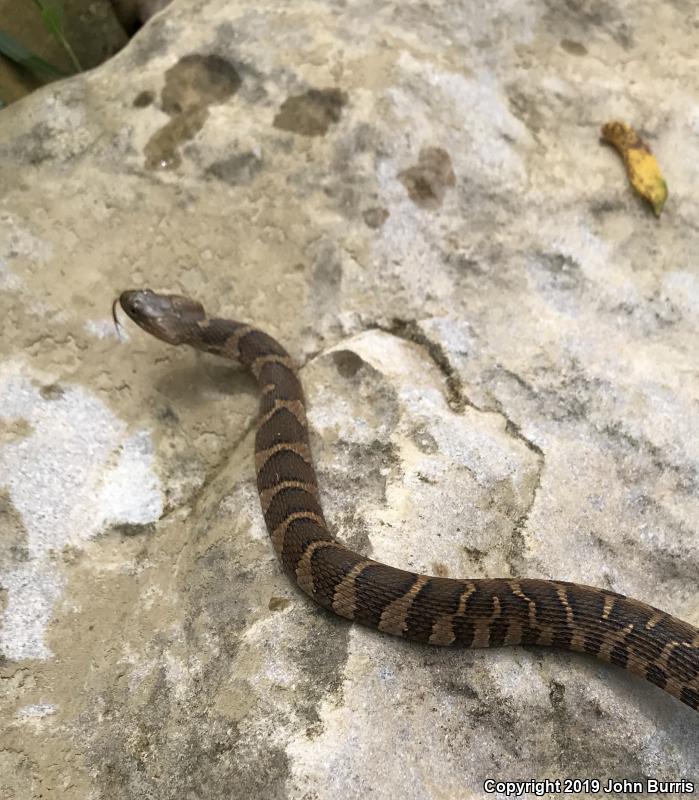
[117,289,207,344]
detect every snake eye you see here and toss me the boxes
[119,289,152,320]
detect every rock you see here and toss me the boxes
[0,0,697,797]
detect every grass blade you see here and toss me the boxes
[0,28,66,76]
[40,1,65,33]
[33,0,82,73]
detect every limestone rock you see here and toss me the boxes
[0,0,697,798]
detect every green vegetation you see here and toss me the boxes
[0,1,82,85]
[31,0,82,72]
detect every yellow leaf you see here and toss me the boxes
[601,121,668,217]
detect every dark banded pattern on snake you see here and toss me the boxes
[118,290,699,712]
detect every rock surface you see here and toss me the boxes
[1,1,698,797]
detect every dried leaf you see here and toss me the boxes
[601,121,668,217]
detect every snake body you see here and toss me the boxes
[119,289,699,711]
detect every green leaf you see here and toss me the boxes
[0,28,66,76]
[40,2,65,36]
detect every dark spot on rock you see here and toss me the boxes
[432,562,449,577]
[560,39,588,55]
[332,350,364,378]
[133,90,155,108]
[464,545,486,566]
[156,404,179,424]
[268,596,291,612]
[0,490,29,566]
[40,383,65,400]
[113,522,156,537]
[10,544,30,562]
[207,152,262,185]
[536,251,582,292]
[398,147,455,209]
[16,122,53,165]
[447,252,484,275]
[161,54,242,115]
[411,425,438,454]
[602,422,698,500]
[145,108,209,170]
[544,0,634,49]
[507,88,546,134]
[145,54,241,170]
[0,418,33,443]
[273,88,348,137]
[362,206,389,228]
[548,679,566,710]
[589,198,625,217]
[435,673,480,700]
[310,239,343,305]
[305,721,324,739]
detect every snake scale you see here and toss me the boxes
[118,289,699,712]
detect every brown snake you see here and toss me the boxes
[118,289,699,712]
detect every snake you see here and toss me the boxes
[117,289,699,712]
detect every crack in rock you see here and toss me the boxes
[157,416,258,524]
[358,320,546,570]
[370,318,470,412]
[370,318,545,459]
